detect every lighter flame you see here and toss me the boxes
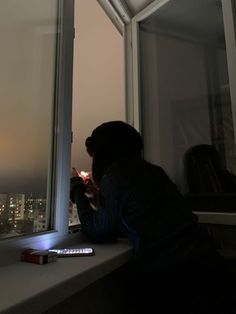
[79,171,90,179]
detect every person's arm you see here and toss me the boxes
[70,174,123,243]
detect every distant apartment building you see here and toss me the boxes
[69,201,80,226]
[25,196,47,232]
[0,193,48,236]
[0,193,25,233]
[0,193,80,237]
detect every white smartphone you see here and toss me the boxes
[48,248,95,257]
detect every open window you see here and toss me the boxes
[69,0,125,232]
[0,0,74,264]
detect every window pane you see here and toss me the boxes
[0,0,58,237]
[139,0,236,209]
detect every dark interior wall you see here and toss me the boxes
[43,266,129,314]
[207,223,236,252]
[44,224,236,314]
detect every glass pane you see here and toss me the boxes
[0,0,58,237]
[139,0,236,210]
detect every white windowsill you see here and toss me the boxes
[195,211,236,225]
[0,239,133,314]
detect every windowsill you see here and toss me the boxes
[184,194,236,225]
[195,211,236,225]
[0,238,133,314]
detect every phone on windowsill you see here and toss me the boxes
[48,247,95,257]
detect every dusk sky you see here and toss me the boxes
[71,0,125,172]
[1,0,124,195]
[0,0,57,194]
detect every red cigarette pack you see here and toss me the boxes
[21,248,58,265]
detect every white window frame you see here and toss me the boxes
[97,0,134,124]
[126,0,236,225]
[0,0,76,266]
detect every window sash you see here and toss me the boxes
[0,0,75,266]
[127,0,236,223]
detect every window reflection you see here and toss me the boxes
[139,0,236,211]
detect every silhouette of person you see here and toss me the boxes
[70,121,236,314]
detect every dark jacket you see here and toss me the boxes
[70,157,213,272]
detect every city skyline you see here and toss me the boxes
[0,192,79,238]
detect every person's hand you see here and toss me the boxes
[78,171,98,197]
[71,167,80,177]
[79,171,90,183]
[70,168,98,202]
[85,177,99,197]
[71,168,91,184]
[70,175,86,203]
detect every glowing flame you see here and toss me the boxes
[79,171,90,181]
